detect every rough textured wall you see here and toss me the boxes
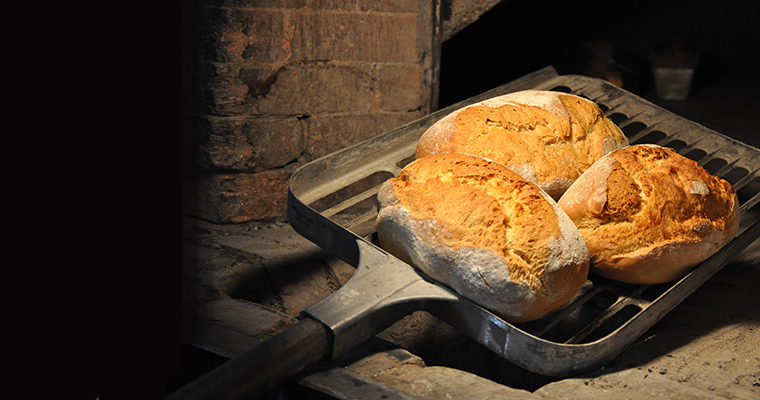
[182,0,441,223]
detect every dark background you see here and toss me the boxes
[439,0,760,148]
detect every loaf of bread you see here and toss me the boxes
[375,153,590,322]
[416,90,629,199]
[557,144,739,284]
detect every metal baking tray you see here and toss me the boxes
[287,66,759,375]
[168,66,759,399]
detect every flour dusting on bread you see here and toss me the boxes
[482,90,570,118]
[690,180,710,195]
[376,153,590,322]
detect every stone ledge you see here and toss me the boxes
[178,215,760,398]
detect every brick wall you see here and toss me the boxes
[182,0,442,223]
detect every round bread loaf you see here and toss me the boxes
[557,144,739,284]
[375,153,590,322]
[416,90,629,199]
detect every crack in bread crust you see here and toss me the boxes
[375,153,591,323]
[416,90,628,200]
[558,145,738,284]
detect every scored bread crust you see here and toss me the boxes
[416,90,629,199]
[375,153,589,322]
[557,144,739,284]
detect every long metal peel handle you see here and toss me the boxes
[167,240,456,399]
[165,317,331,400]
[302,240,459,359]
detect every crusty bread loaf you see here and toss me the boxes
[557,144,739,284]
[416,90,629,199]
[375,153,590,322]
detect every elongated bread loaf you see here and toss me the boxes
[416,90,629,199]
[375,153,590,322]
[557,144,739,284]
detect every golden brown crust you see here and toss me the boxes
[390,154,560,286]
[416,90,628,199]
[558,144,739,284]
[375,153,589,322]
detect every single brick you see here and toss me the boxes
[199,62,379,116]
[198,7,420,64]
[306,111,424,158]
[206,0,358,10]
[245,117,305,169]
[197,115,305,171]
[377,64,426,111]
[250,62,374,114]
[357,0,418,12]
[189,168,296,223]
[289,11,419,63]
